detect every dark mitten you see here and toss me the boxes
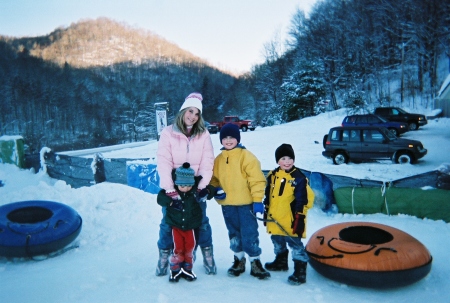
[196,188,210,203]
[292,213,306,235]
[170,199,183,211]
[214,187,226,200]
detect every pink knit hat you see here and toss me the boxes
[180,92,203,112]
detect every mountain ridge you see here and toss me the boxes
[0,17,211,69]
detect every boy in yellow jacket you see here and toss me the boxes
[210,123,270,280]
[263,143,314,285]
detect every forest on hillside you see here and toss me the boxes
[0,0,449,153]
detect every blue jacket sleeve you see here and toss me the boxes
[293,176,308,213]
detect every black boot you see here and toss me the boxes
[169,269,182,283]
[250,259,271,280]
[288,261,307,285]
[265,250,289,271]
[227,256,246,277]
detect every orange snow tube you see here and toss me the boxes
[305,222,432,288]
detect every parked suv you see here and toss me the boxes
[322,126,427,165]
[342,114,408,136]
[373,107,427,130]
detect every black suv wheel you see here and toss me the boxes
[333,152,348,165]
[395,152,413,164]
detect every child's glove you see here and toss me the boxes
[166,190,181,201]
[253,202,264,214]
[292,213,306,236]
[214,187,226,200]
[196,188,210,203]
[170,199,183,211]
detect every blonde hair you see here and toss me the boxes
[175,108,206,137]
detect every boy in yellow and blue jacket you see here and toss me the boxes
[263,143,314,285]
[209,123,270,280]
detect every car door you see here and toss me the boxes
[361,129,390,159]
[341,129,362,158]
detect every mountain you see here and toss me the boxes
[0,18,240,153]
[1,17,209,68]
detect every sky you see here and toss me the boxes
[0,0,317,74]
[1,108,449,302]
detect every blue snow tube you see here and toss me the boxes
[0,200,82,258]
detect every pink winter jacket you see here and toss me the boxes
[157,125,214,191]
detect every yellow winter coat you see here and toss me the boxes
[210,146,266,206]
[264,167,314,238]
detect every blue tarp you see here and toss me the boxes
[126,162,161,194]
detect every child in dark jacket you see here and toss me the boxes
[157,162,215,283]
[263,144,314,285]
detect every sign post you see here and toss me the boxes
[154,102,168,141]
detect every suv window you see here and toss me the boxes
[366,115,380,123]
[363,129,383,142]
[355,116,366,123]
[330,129,341,141]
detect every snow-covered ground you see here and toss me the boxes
[1,109,449,303]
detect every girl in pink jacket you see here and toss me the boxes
[155,92,216,278]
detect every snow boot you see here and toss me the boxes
[155,249,171,276]
[287,260,307,285]
[250,259,271,280]
[180,268,197,282]
[169,269,183,283]
[227,256,246,277]
[265,250,289,271]
[201,246,217,275]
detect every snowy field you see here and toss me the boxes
[1,109,449,303]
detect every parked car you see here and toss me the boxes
[342,114,408,136]
[205,121,218,134]
[374,107,427,130]
[322,126,427,165]
[210,116,256,132]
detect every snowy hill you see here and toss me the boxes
[1,110,449,303]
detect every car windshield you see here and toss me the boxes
[396,108,407,114]
[380,127,396,139]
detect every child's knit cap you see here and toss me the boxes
[219,123,240,143]
[175,162,195,186]
[275,143,295,162]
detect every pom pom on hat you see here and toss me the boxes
[220,123,240,143]
[275,143,295,163]
[175,162,195,186]
[180,92,203,113]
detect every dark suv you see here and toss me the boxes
[322,126,427,165]
[342,114,408,136]
[373,107,427,130]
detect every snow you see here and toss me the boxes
[1,109,449,303]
